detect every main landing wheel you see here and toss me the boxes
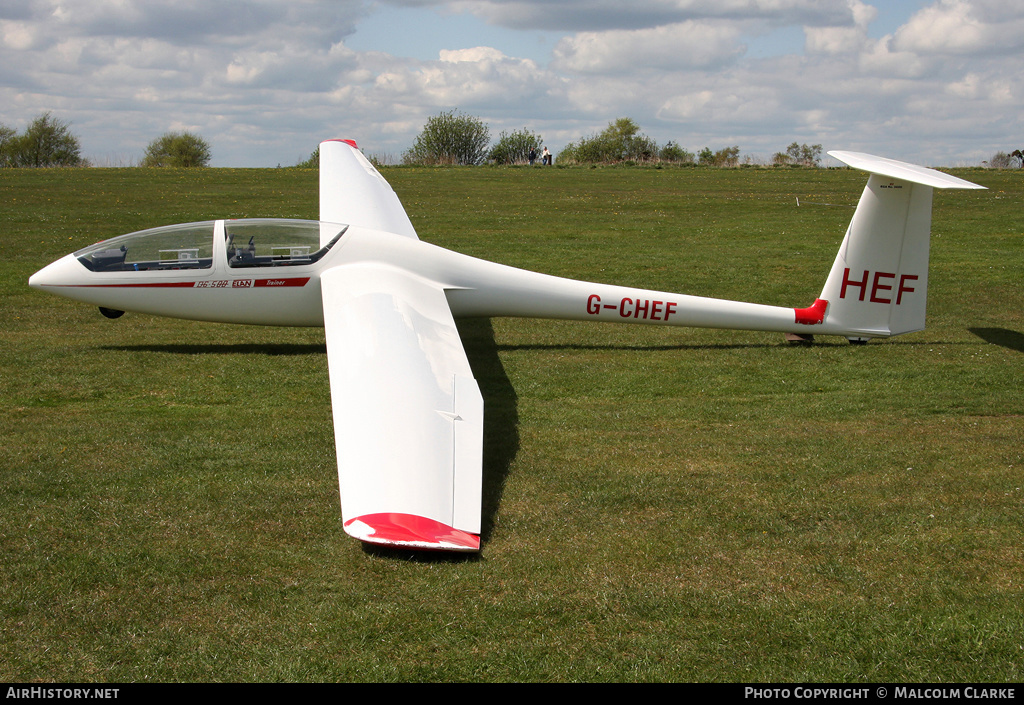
[99,307,125,319]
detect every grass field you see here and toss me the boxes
[2,163,1022,682]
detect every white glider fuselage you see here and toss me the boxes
[29,222,824,334]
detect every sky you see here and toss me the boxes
[1,0,1021,167]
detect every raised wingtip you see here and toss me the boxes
[321,138,359,149]
[344,513,481,552]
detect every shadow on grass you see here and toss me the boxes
[494,340,852,352]
[100,343,326,356]
[969,327,1024,353]
[459,319,519,549]
[496,337,993,353]
[359,543,484,563]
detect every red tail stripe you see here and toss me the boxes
[794,298,828,325]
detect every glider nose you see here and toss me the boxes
[29,254,82,289]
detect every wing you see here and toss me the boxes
[319,139,419,240]
[321,263,484,551]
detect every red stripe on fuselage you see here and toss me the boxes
[58,277,310,288]
[67,282,198,288]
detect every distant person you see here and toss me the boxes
[529,147,536,165]
[542,147,552,165]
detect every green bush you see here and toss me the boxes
[403,111,490,166]
[772,142,823,167]
[489,128,543,165]
[560,117,661,164]
[659,141,695,164]
[698,145,740,167]
[1,112,85,167]
[141,131,212,167]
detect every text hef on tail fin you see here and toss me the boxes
[818,151,985,339]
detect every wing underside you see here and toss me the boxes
[321,263,483,551]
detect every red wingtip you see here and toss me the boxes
[344,513,480,552]
[322,138,358,149]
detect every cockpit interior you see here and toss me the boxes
[76,219,347,272]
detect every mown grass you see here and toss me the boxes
[1,164,1021,682]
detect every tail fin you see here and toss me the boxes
[818,151,984,339]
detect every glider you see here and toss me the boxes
[28,141,984,552]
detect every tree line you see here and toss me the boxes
[392,112,746,167]
[393,112,823,168]
[0,112,816,169]
[1,112,212,168]
[7,109,1019,169]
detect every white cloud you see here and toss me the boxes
[804,0,876,54]
[552,21,744,73]
[38,0,356,47]
[1,19,43,50]
[945,71,1014,105]
[436,0,867,31]
[858,36,935,79]
[386,47,560,114]
[892,0,1024,56]
[440,46,507,63]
